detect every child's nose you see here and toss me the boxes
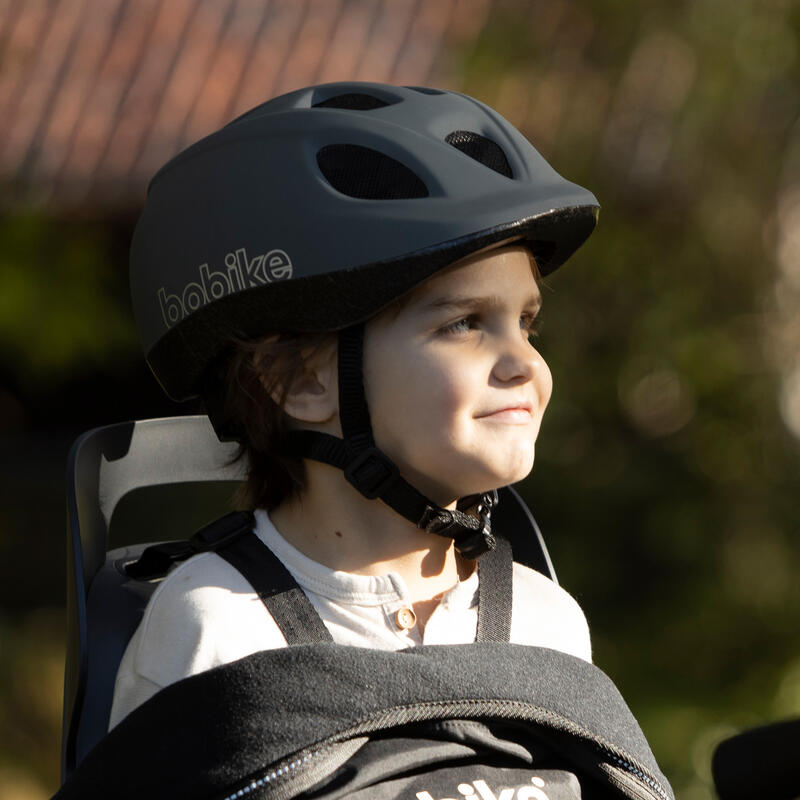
[492,332,542,384]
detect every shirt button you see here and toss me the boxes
[395,607,417,630]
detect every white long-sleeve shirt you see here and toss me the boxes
[110,509,591,728]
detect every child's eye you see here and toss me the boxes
[442,316,475,335]
[521,313,541,341]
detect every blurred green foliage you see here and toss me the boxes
[456,1,800,797]
[0,610,64,798]
[1,1,800,798]
[0,215,137,389]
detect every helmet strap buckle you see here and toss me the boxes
[419,500,497,559]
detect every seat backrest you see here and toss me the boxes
[62,415,246,781]
[62,414,557,782]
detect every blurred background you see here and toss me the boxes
[1,0,799,797]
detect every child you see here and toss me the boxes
[112,82,600,727]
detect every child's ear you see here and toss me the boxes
[270,341,338,425]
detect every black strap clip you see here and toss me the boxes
[124,541,195,581]
[454,528,497,560]
[419,501,497,559]
[125,511,255,580]
[190,510,256,552]
[343,447,400,499]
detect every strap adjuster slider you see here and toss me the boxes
[344,447,400,499]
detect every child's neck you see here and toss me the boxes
[269,461,474,631]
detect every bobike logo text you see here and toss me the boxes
[416,775,550,800]
[157,247,293,328]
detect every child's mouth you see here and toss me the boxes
[476,406,533,423]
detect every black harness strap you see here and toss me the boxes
[337,324,375,453]
[126,510,333,646]
[216,531,333,646]
[126,509,512,646]
[475,535,513,643]
[125,511,256,581]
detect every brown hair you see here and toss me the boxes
[220,331,334,511]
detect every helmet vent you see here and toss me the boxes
[317,144,429,200]
[445,131,513,178]
[312,93,390,110]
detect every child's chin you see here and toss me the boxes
[490,455,536,487]
[459,464,535,498]
[407,453,535,502]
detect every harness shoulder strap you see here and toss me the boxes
[215,530,333,645]
[126,510,332,645]
[475,535,513,643]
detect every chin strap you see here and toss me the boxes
[286,324,498,559]
[288,430,498,559]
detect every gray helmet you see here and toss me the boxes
[130,81,599,403]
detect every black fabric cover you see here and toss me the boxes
[54,644,673,800]
[304,726,604,799]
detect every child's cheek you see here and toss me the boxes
[424,367,468,419]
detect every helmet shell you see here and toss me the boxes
[130,82,599,401]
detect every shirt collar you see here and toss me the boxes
[254,509,477,609]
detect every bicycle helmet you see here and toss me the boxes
[130,81,600,557]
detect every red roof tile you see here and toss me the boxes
[0,0,493,213]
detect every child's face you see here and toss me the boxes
[363,245,552,505]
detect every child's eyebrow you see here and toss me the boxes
[421,293,542,314]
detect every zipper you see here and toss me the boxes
[597,744,671,800]
[220,751,318,800]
